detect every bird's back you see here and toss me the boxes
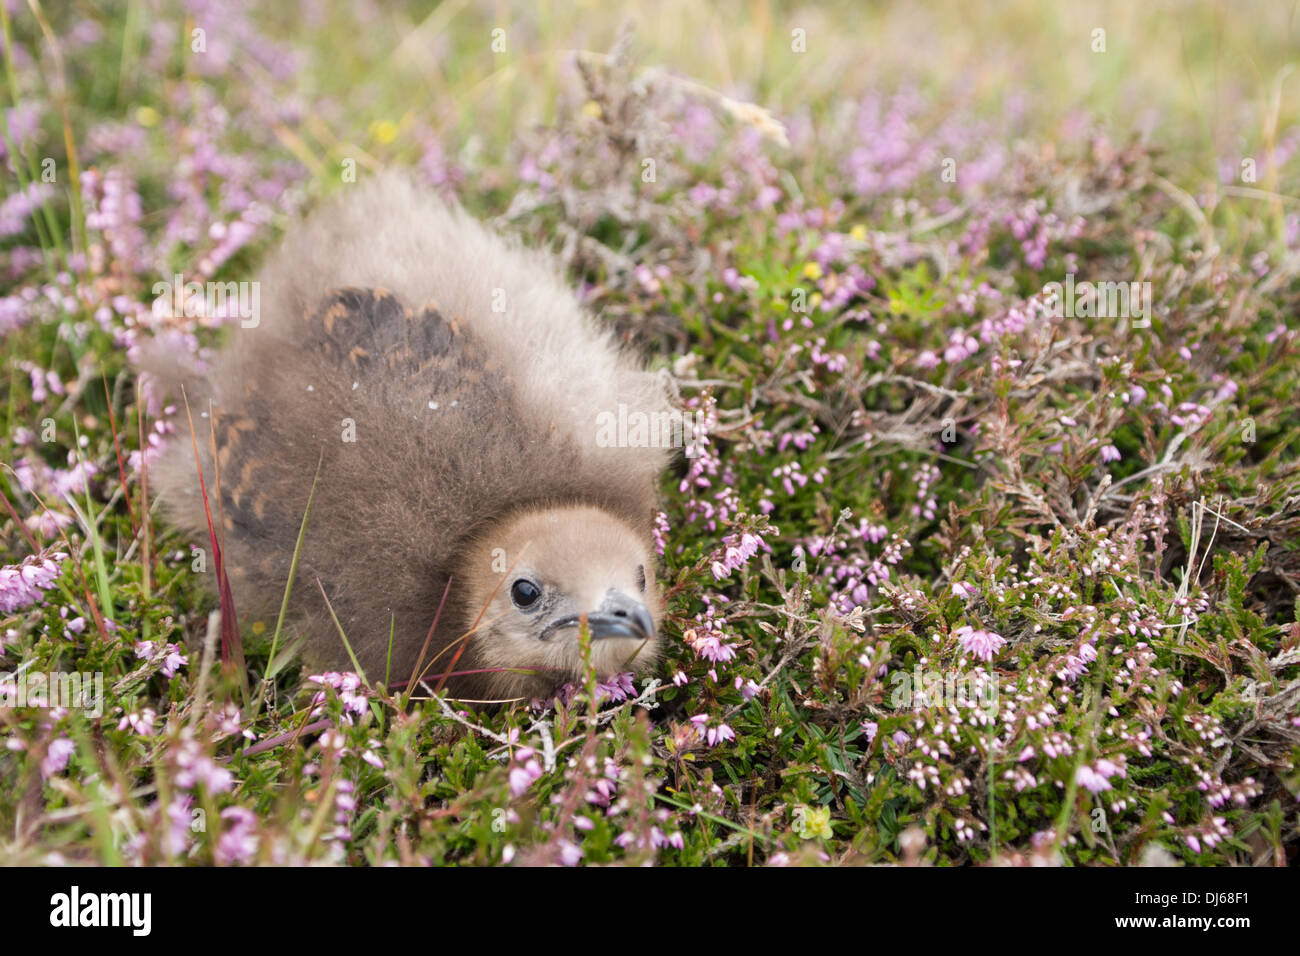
[151,175,669,678]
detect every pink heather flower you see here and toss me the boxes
[595,672,636,703]
[695,633,736,663]
[41,737,75,778]
[943,331,979,363]
[26,509,73,540]
[653,828,685,850]
[684,627,737,664]
[160,644,188,678]
[307,671,369,721]
[1075,765,1112,793]
[174,732,234,793]
[709,530,766,582]
[1094,758,1126,781]
[215,807,259,865]
[509,757,543,797]
[549,671,637,708]
[954,625,1006,662]
[1058,654,1088,682]
[159,796,192,858]
[689,715,735,747]
[651,511,669,556]
[586,777,617,807]
[1100,444,1121,463]
[118,707,158,736]
[0,550,67,614]
[0,181,54,238]
[950,581,976,600]
[557,840,583,866]
[212,704,253,739]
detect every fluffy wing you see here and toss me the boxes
[153,278,660,678]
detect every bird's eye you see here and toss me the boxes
[510,578,542,610]
[635,565,646,593]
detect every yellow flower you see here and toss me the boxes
[251,620,267,636]
[849,224,867,242]
[581,100,603,120]
[796,804,833,840]
[802,262,823,281]
[134,106,161,128]
[370,119,399,145]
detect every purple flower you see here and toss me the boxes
[307,671,368,721]
[954,625,1006,662]
[509,755,543,797]
[684,627,737,664]
[118,708,158,736]
[161,644,188,678]
[41,737,75,778]
[1076,765,1112,794]
[689,715,735,747]
[557,840,583,866]
[0,550,67,614]
[174,732,234,793]
[0,182,54,238]
[159,796,192,858]
[215,807,259,865]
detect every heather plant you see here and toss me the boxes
[0,1,1296,866]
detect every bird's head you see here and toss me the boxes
[461,505,661,698]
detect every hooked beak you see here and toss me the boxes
[540,589,655,642]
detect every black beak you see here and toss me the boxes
[539,589,655,642]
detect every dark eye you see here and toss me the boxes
[511,578,542,610]
[635,565,646,593]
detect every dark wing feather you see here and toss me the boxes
[304,287,453,374]
[207,287,485,598]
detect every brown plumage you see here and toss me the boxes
[149,174,672,702]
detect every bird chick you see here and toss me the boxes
[148,174,672,703]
